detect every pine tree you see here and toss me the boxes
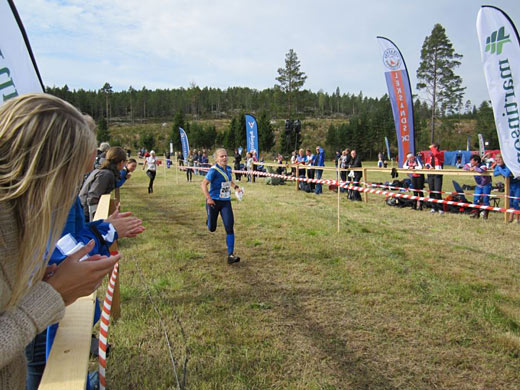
[97,117,110,143]
[476,101,498,149]
[416,24,465,143]
[171,109,185,151]
[258,112,275,152]
[276,49,307,117]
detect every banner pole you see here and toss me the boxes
[176,155,179,185]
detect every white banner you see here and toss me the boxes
[0,0,44,106]
[477,5,520,177]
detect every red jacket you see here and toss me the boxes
[425,146,444,169]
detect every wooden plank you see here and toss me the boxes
[93,194,112,221]
[39,294,96,390]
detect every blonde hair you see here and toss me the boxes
[0,93,96,307]
[214,148,227,158]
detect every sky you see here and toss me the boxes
[14,0,520,106]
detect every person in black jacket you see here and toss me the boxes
[348,149,363,201]
[233,148,242,181]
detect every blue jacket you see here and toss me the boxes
[494,164,520,185]
[116,167,130,188]
[49,197,117,265]
[315,147,325,167]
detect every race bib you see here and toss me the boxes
[220,181,231,198]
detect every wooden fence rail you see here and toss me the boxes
[39,193,120,390]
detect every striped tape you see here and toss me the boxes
[179,165,520,214]
[99,262,119,390]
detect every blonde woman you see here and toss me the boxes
[201,148,242,264]
[0,94,120,390]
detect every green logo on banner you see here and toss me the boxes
[485,26,512,55]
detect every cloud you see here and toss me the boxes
[14,0,520,104]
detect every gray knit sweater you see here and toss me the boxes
[0,204,65,390]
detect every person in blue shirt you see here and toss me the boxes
[314,146,325,194]
[116,158,137,188]
[464,155,492,219]
[201,149,243,264]
[494,153,520,223]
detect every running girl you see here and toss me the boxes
[201,148,242,264]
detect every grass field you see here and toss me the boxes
[105,163,520,390]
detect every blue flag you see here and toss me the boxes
[245,114,258,155]
[384,137,391,160]
[179,127,189,162]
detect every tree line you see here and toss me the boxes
[46,23,499,158]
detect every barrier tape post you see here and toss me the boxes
[505,176,510,223]
[363,168,368,203]
[99,262,119,390]
[337,164,340,233]
[295,165,299,191]
[176,157,179,185]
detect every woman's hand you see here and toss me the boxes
[46,241,120,306]
[106,207,145,238]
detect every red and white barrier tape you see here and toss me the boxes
[178,165,520,214]
[99,262,119,390]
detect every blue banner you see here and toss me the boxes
[377,37,415,168]
[179,127,189,162]
[245,114,258,155]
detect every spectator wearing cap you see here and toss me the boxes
[94,142,110,169]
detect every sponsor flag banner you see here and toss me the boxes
[467,136,471,151]
[478,133,485,157]
[377,36,415,168]
[245,114,259,155]
[179,127,189,162]
[0,0,44,106]
[477,6,520,177]
[384,136,391,160]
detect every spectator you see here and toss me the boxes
[290,150,298,176]
[200,152,210,172]
[403,153,424,210]
[80,147,127,220]
[455,156,463,169]
[315,146,325,195]
[425,143,444,214]
[0,93,120,390]
[377,152,384,168]
[186,151,194,182]
[246,152,254,182]
[339,149,351,193]
[116,158,137,188]
[494,153,520,223]
[348,150,362,201]
[306,149,316,191]
[94,142,110,169]
[464,155,492,219]
[234,148,242,181]
[334,150,341,168]
[276,153,285,175]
